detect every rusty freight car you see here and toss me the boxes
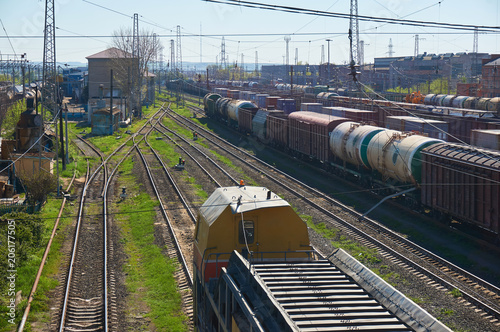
[266,112,288,148]
[421,143,500,236]
[288,112,349,163]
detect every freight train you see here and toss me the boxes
[193,185,451,331]
[203,92,500,240]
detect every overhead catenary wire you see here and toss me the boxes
[203,0,500,32]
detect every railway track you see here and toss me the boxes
[54,106,166,331]
[133,106,196,328]
[150,104,429,331]
[165,104,500,324]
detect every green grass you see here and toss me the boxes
[112,157,188,331]
[302,217,381,266]
[0,195,79,331]
[450,288,462,298]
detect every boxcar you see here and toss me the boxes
[267,112,288,148]
[421,143,500,235]
[288,112,349,162]
[238,108,258,134]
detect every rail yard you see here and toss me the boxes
[4,1,500,331]
[1,86,500,331]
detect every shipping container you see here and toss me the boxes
[421,143,500,235]
[471,129,500,150]
[288,112,349,162]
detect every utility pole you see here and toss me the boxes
[326,39,331,85]
[241,53,244,80]
[170,39,175,75]
[321,44,325,64]
[473,27,478,54]
[132,13,140,116]
[255,50,258,77]
[359,40,364,66]
[295,48,298,66]
[414,35,419,57]
[110,69,113,133]
[349,0,360,65]
[284,35,291,84]
[176,25,183,76]
[42,0,57,174]
[473,27,479,79]
[388,38,394,57]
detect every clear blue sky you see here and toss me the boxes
[1,0,500,68]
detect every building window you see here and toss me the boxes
[238,220,255,244]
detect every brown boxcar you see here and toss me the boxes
[267,112,288,148]
[288,112,349,162]
[421,143,500,235]
[238,108,258,134]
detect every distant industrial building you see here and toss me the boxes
[261,64,319,86]
[480,54,500,97]
[372,52,489,92]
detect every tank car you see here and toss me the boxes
[203,93,221,116]
[329,122,384,168]
[366,130,443,184]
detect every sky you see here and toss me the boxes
[1,0,500,69]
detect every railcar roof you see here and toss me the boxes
[199,186,289,226]
[288,111,348,126]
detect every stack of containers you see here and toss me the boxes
[300,103,323,113]
[256,94,270,108]
[277,99,296,114]
[385,116,448,140]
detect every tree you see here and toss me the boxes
[111,27,162,115]
[19,170,57,204]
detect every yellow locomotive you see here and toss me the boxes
[193,185,451,331]
[193,184,312,284]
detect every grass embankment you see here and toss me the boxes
[111,156,187,330]
[0,123,91,331]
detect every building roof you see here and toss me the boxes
[484,57,500,67]
[199,186,289,226]
[86,47,133,59]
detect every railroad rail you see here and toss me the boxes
[56,106,166,331]
[133,107,196,325]
[166,104,500,323]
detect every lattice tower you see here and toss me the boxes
[349,0,360,65]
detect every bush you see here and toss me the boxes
[18,171,57,204]
[0,213,43,291]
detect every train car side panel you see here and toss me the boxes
[267,113,288,147]
[421,143,500,234]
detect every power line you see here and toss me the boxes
[203,0,500,32]
[0,31,496,40]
